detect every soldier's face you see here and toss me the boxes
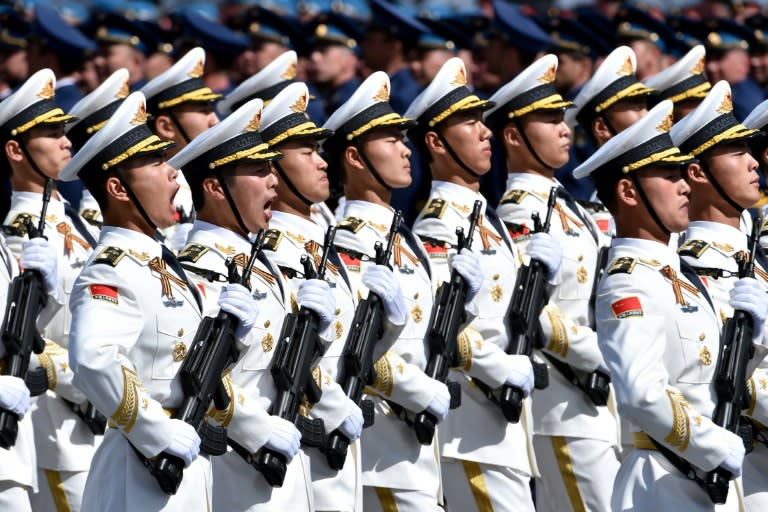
[225,162,278,232]
[171,103,220,143]
[360,128,412,189]
[23,123,72,180]
[604,98,647,133]
[309,45,352,84]
[633,165,691,234]
[518,110,571,170]
[413,49,454,86]
[274,140,329,204]
[704,142,761,209]
[122,154,179,230]
[438,110,493,175]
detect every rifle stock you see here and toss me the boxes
[413,200,482,445]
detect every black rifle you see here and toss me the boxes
[483,187,556,423]
[255,226,336,487]
[146,231,265,494]
[584,245,612,406]
[0,178,53,448]
[326,212,402,469]
[706,220,760,504]
[412,200,482,445]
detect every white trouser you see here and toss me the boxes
[363,485,443,512]
[30,469,88,512]
[743,441,768,510]
[0,481,32,512]
[441,457,535,512]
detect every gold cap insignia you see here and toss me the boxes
[656,110,674,132]
[373,80,390,101]
[188,58,204,78]
[116,78,130,99]
[315,24,328,37]
[691,56,705,75]
[617,55,633,76]
[245,108,262,131]
[249,22,260,33]
[717,91,733,114]
[708,32,721,46]
[290,91,308,113]
[130,102,149,125]
[538,63,557,84]
[281,60,297,80]
[38,78,55,100]
[451,65,468,86]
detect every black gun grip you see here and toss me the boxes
[447,380,461,409]
[585,370,610,407]
[739,420,755,454]
[705,466,730,505]
[533,362,549,390]
[325,430,350,471]
[199,422,228,456]
[361,399,375,428]
[0,409,19,449]
[413,410,437,445]
[82,402,107,436]
[255,448,287,487]
[499,385,523,424]
[25,367,49,396]
[152,453,185,495]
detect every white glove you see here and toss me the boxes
[720,428,746,478]
[504,355,535,397]
[337,400,364,441]
[425,379,451,424]
[263,416,301,460]
[450,248,483,302]
[362,264,407,325]
[298,278,335,331]
[218,283,258,340]
[0,376,31,417]
[164,419,201,467]
[729,277,768,344]
[21,237,58,295]
[527,232,562,284]
[164,223,193,254]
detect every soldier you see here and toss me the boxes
[89,12,156,91]
[140,47,222,252]
[324,70,481,511]
[645,45,713,123]
[487,54,620,512]
[0,68,101,512]
[573,99,766,511]
[59,91,256,511]
[0,7,28,102]
[66,68,133,230]
[260,79,408,512]
[674,80,768,510]
[169,97,320,511]
[405,57,561,511]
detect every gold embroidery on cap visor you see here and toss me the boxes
[156,87,223,110]
[620,147,695,174]
[206,142,282,169]
[428,95,491,127]
[10,108,76,137]
[507,95,574,119]
[666,81,712,104]
[594,82,655,114]
[265,121,331,146]
[345,113,414,141]
[101,135,175,170]
[686,124,761,156]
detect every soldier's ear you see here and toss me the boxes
[153,114,176,141]
[344,145,365,171]
[685,162,707,184]
[104,175,131,203]
[616,176,638,207]
[591,116,611,145]
[201,175,225,199]
[502,123,521,148]
[4,140,23,164]
[424,130,443,154]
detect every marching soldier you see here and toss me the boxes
[324,71,480,510]
[645,45,713,123]
[574,99,766,510]
[487,54,620,512]
[169,97,320,511]
[0,68,101,512]
[60,91,256,511]
[405,57,561,511]
[674,81,768,510]
[260,78,408,512]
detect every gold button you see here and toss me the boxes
[493,273,500,280]
[578,255,584,262]
[177,328,184,337]
[264,320,271,328]
[335,307,341,316]
[699,333,705,341]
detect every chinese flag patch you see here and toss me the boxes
[89,284,119,305]
[506,222,531,239]
[423,241,448,258]
[596,219,611,233]
[611,296,643,319]
[339,252,361,272]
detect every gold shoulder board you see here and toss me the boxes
[499,189,529,205]
[422,198,447,219]
[178,243,209,263]
[607,256,637,275]
[262,229,284,251]
[93,246,126,267]
[677,239,710,259]
[337,216,365,233]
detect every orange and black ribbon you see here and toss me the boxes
[661,265,700,305]
[57,222,90,254]
[304,240,339,275]
[477,215,502,251]
[232,252,276,286]
[393,234,419,269]
[149,257,187,298]
[554,203,584,233]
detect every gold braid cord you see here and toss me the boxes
[372,356,394,397]
[544,307,569,358]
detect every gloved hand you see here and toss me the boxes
[263,416,301,460]
[164,223,193,254]
[21,237,58,295]
[362,264,406,325]
[0,376,31,417]
[504,355,535,397]
[298,279,335,331]
[425,379,451,424]
[218,283,258,340]
[729,277,768,344]
[164,419,201,467]
[720,428,746,478]
[337,400,364,441]
[450,248,483,302]
[527,232,562,284]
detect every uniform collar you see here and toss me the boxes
[99,225,163,261]
[686,220,748,252]
[505,172,561,191]
[613,237,680,271]
[430,180,488,214]
[189,220,252,254]
[270,210,326,243]
[11,189,67,220]
[343,200,395,226]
